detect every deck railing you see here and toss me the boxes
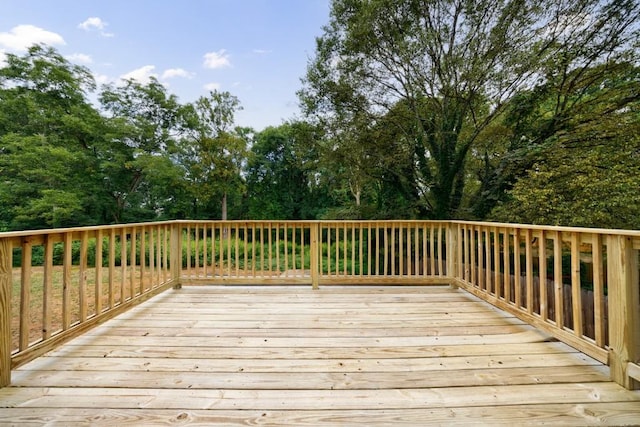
[1,220,638,389]
[178,221,450,286]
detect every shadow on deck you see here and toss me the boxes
[1,285,640,426]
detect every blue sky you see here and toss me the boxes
[0,0,331,131]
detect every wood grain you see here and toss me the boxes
[2,285,640,425]
[0,238,11,387]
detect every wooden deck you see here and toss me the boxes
[1,285,640,426]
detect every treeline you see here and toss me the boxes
[1,0,640,231]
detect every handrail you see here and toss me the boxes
[175,220,451,288]
[1,219,638,389]
[0,222,181,387]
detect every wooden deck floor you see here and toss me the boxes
[1,285,640,426]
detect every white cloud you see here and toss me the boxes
[78,17,114,37]
[94,73,113,86]
[0,25,65,52]
[0,50,6,67]
[66,53,92,64]
[78,17,105,31]
[120,65,157,84]
[203,50,231,69]
[204,82,221,91]
[162,68,194,79]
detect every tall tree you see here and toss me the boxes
[300,0,640,219]
[245,123,325,219]
[180,91,246,219]
[489,64,640,228]
[0,45,107,229]
[99,77,186,222]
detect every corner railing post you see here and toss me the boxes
[310,222,320,290]
[606,234,640,389]
[0,238,12,387]
[447,222,459,288]
[171,222,182,289]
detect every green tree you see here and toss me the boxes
[180,91,246,219]
[474,60,640,219]
[245,123,326,219]
[490,136,640,229]
[489,70,640,228]
[0,45,108,229]
[99,77,187,222]
[301,0,640,219]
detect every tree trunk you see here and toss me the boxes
[221,192,229,239]
[221,192,228,220]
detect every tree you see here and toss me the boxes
[300,0,640,219]
[489,68,640,228]
[245,123,325,219]
[179,91,246,219]
[0,45,107,229]
[99,77,187,222]
[490,136,640,229]
[0,44,96,137]
[474,60,640,219]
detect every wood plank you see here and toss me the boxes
[10,365,610,389]
[592,233,605,347]
[539,230,548,321]
[1,383,637,410]
[79,230,88,322]
[19,238,32,351]
[18,352,602,373]
[79,324,538,338]
[571,232,583,337]
[111,312,519,323]
[0,238,11,387]
[62,232,72,330]
[3,404,640,427]
[606,235,640,389]
[42,235,54,340]
[554,230,564,327]
[121,304,503,315]
[95,229,103,315]
[42,341,587,360]
[61,329,552,348]
[4,285,639,426]
[71,316,524,329]
[173,285,461,294]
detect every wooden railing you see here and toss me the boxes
[450,221,640,389]
[177,221,450,287]
[1,220,638,389]
[0,221,181,387]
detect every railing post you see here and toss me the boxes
[606,234,640,389]
[171,222,182,289]
[0,238,12,387]
[447,222,459,288]
[310,222,320,290]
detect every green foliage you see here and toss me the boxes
[2,23,640,231]
[245,122,331,219]
[490,138,640,229]
[0,46,249,229]
[473,58,640,221]
[301,0,640,222]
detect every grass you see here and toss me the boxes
[10,265,161,352]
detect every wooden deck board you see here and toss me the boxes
[2,285,640,426]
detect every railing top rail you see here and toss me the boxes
[450,220,640,237]
[0,220,178,239]
[1,219,639,240]
[171,219,451,225]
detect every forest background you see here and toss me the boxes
[1,0,639,232]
